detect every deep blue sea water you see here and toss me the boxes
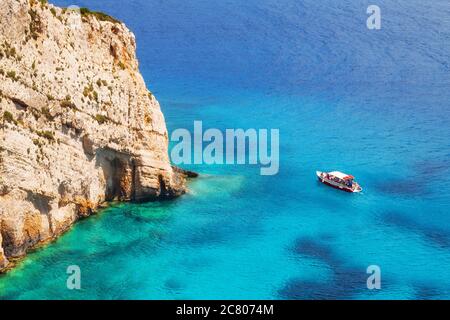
[1,0,450,299]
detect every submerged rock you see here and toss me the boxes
[0,0,190,271]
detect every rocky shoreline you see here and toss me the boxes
[0,0,192,272]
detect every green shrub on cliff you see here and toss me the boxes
[79,8,121,24]
[28,9,42,40]
[36,130,55,141]
[6,70,19,81]
[94,114,108,124]
[41,107,54,121]
[38,0,48,8]
[3,111,17,125]
[60,96,78,111]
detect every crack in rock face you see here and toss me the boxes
[0,0,191,272]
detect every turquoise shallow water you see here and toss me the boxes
[1,0,450,299]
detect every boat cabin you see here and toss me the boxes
[327,171,355,188]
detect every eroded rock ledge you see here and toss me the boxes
[0,0,189,272]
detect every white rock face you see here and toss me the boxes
[0,0,186,271]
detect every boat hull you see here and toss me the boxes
[317,177,355,193]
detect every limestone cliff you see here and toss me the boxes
[0,0,187,271]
